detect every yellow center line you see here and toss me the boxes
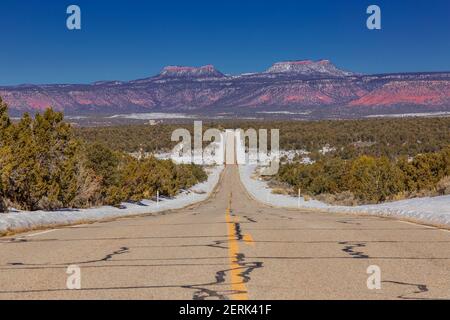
[225,192,249,300]
[243,234,255,245]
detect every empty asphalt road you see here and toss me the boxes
[0,165,449,300]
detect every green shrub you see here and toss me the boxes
[277,148,449,205]
[0,99,207,211]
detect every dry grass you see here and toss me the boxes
[437,176,450,195]
[315,191,358,206]
[271,188,290,195]
[390,192,409,202]
[0,219,99,238]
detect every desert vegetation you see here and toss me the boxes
[76,118,450,158]
[0,98,206,212]
[75,117,450,205]
[4,100,449,208]
[276,149,450,205]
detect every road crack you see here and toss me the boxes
[339,241,369,259]
[383,280,430,300]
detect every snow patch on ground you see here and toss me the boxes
[365,111,450,118]
[279,150,313,164]
[239,165,450,227]
[108,113,194,120]
[0,166,224,234]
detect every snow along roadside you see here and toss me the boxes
[0,166,224,235]
[239,164,450,228]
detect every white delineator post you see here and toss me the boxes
[157,190,160,207]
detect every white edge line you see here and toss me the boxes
[25,229,58,237]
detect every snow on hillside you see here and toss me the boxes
[239,165,450,227]
[109,113,193,120]
[0,166,224,235]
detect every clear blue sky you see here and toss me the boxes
[1,0,449,85]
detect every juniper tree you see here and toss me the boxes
[0,97,206,211]
[0,97,11,211]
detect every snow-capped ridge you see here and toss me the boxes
[265,59,356,77]
[159,64,225,78]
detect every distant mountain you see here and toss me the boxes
[1,60,449,118]
[158,65,225,79]
[265,60,356,77]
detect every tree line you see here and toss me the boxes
[0,98,206,212]
[76,118,450,159]
[75,116,450,205]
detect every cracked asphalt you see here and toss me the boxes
[0,165,449,300]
